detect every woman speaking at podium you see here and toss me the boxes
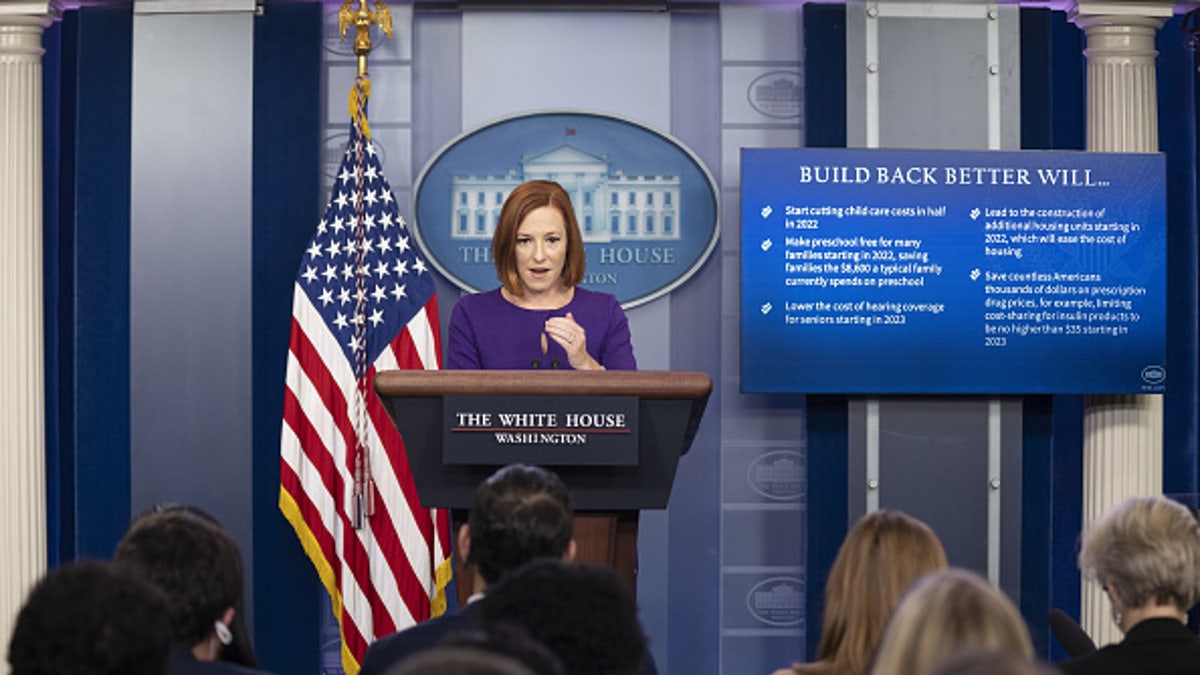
[447,180,637,371]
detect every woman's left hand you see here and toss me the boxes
[545,312,603,370]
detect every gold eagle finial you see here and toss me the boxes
[338,0,393,77]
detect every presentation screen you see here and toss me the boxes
[740,148,1166,394]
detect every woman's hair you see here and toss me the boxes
[491,180,586,296]
[930,649,1059,675]
[1078,494,1200,612]
[808,509,947,675]
[869,568,1033,675]
[113,508,245,649]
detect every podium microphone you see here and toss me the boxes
[1048,608,1097,657]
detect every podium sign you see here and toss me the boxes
[374,370,711,510]
[444,394,638,466]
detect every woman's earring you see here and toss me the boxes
[214,620,233,646]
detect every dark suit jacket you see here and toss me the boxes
[359,602,483,675]
[166,646,275,675]
[1057,617,1200,675]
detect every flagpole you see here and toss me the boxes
[282,4,452,669]
[338,0,393,529]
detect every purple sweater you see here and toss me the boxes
[447,287,637,370]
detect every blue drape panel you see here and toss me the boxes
[251,4,325,673]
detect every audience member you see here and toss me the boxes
[383,625,565,675]
[1057,494,1200,675]
[144,503,264,668]
[114,507,274,674]
[437,625,565,675]
[869,568,1033,675]
[7,559,172,675]
[931,649,1059,675]
[360,464,576,675]
[774,509,947,675]
[383,646,537,675]
[479,558,652,675]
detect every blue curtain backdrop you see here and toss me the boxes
[251,4,325,673]
[1159,14,1200,499]
[43,5,134,565]
[801,4,849,662]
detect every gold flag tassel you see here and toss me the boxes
[348,76,371,140]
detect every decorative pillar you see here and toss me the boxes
[1069,0,1172,648]
[0,1,53,662]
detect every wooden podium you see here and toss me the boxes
[374,370,711,602]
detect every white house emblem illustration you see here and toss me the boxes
[449,143,683,244]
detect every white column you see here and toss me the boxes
[0,1,53,662]
[1069,0,1172,648]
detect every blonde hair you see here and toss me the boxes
[869,568,1033,675]
[802,510,947,675]
[1079,494,1200,612]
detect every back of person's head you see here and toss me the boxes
[815,509,947,675]
[869,568,1033,675]
[7,559,172,675]
[468,464,574,585]
[479,559,648,675]
[930,650,1059,675]
[113,507,244,650]
[135,503,262,667]
[1078,494,1200,612]
[384,646,538,675]
[435,625,565,675]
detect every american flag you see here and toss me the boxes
[279,86,452,674]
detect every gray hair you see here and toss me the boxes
[1079,495,1200,611]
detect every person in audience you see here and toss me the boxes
[384,625,565,675]
[773,509,948,675]
[1057,494,1200,675]
[7,559,172,675]
[143,503,264,669]
[479,558,653,675]
[383,646,537,675]
[869,567,1034,675]
[360,463,577,675]
[931,649,1059,675]
[114,507,274,674]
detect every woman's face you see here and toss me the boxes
[513,205,568,296]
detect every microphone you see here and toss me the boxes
[1048,608,1097,657]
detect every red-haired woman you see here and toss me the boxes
[447,180,636,371]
